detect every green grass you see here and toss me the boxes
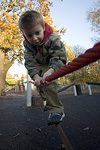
[5,79,19,85]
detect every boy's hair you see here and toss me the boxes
[18,10,45,31]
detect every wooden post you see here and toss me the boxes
[73,85,77,96]
[87,84,92,95]
[26,72,32,106]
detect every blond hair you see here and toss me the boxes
[18,10,45,31]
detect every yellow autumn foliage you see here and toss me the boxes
[64,42,75,62]
[0,0,74,62]
[0,11,23,51]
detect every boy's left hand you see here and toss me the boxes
[43,68,54,84]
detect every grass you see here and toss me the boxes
[5,79,19,85]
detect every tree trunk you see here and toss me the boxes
[0,70,6,96]
[0,49,17,96]
[0,50,7,96]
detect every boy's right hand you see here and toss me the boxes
[34,77,43,86]
[33,74,43,86]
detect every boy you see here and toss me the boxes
[18,10,67,125]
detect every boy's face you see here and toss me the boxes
[22,24,45,45]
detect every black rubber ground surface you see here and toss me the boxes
[0,92,100,150]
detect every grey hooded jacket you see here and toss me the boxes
[23,23,67,79]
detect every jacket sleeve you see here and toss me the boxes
[23,41,39,78]
[47,33,67,71]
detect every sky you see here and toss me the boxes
[9,0,98,78]
[50,0,97,48]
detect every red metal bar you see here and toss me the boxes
[45,42,100,82]
[56,123,73,150]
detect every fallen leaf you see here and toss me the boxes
[37,128,41,132]
[13,133,20,138]
[83,127,89,131]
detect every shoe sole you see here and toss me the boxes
[48,113,65,125]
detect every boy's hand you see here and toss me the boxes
[43,68,54,79]
[33,74,43,86]
[34,76,43,86]
[43,68,54,84]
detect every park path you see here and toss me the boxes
[0,92,100,150]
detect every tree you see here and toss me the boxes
[0,0,26,95]
[72,45,85,57]
[6,71,12,79]
[85,60,100,82]
[66,45,100,84]
[87,1,100,42]
[14,74,19,79]
[56,44,75,85]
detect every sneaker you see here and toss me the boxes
[43,106,48,111]
[48,113,65,125]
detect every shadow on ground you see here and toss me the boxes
[0,92,100,150]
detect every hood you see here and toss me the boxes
[23,21,53,45]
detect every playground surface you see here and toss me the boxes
[0,92,100,150]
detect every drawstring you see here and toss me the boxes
[37,49,40,54]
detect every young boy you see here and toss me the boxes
[18,10,67,125]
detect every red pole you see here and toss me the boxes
[56,124,73,150]
[45,42,100,82]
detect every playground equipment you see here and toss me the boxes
[56,123,73,150]
[58,82,82,96]
[26,74,32,106]
[86,82,100,95]
[27,82,82,107]
[27,42,100,106]
[15,80,25,92]
[26,42,100,150]
[44,42,100,83]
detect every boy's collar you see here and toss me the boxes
[40,21,53,44]
[23,34,31,44]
